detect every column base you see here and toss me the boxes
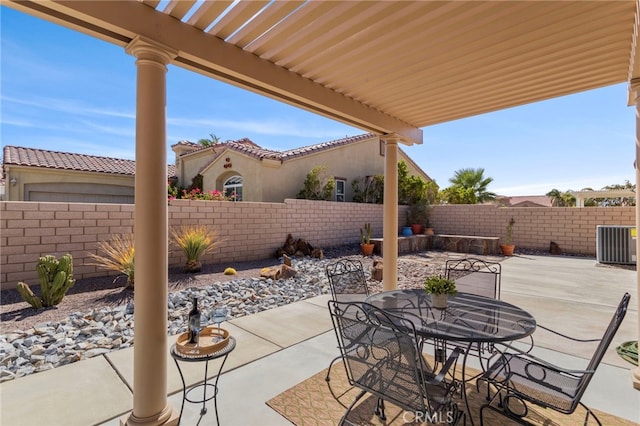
[120,403,179,426]
[632,367,640,391]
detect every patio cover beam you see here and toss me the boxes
[3,0,423,146]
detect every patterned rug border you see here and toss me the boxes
[266,359,637,426]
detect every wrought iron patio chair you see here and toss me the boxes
[325,259,370,384]
[436,258,502,377]
[326,259,369,302]
[445,257,501,299]
[478,292,630,426]
[328,300,466,425]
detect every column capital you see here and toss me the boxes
[125,36,178,65]
[380,133,401,144]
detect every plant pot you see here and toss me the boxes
[360,243,375,256]
[410,224,423,235]
[401,226,413,236]
[424,227,434,236]
[500,244,515,256]
[431,294,448,309]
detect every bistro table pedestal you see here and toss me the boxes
[170,336,236,425]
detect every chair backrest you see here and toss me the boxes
[445,257,501,299]
[575,292,631,402]
[328,300,432,414]
[325,259,369,302]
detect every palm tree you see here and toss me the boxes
[198,133,221,147]
[448,168,496,203]
[546,189,564,207]
[546,189,576,207]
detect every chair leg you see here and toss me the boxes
[374,398,386,420]
[339,389,366,426]
[579,401,603,426]
[325,355,341,382]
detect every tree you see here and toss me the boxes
[443,167,496,204]
[397,160,438,205]
[440,186,477,204]
[296,165,335,200]
[546,188,576,207]
[352,175,384,204]
[198,133,221,147]
[601,180,636,206]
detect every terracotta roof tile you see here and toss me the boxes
[3,146,176,177]
[175,134,378,164]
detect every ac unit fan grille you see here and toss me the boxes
[596,225,636,265]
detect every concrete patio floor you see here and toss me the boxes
[0,254,638,426]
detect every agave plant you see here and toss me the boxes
[171,225,220,273]
[87,234,135,288]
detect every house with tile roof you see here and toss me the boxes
[2,146,176,203]
[2,134,431,203]
[172,133,432,202]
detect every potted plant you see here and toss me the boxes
[424,275,458,309]
[424,217,434,236]
[360,223,375,256]
[407,199,430,235]
[500,218,516,256]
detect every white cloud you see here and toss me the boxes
[493,175,634,196]
[1,95,135,119]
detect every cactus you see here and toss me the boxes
[17,254,75,309]
[360,223,372,245]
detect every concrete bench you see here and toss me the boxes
[370,234,499,256]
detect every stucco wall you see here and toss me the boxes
[4,167,135,202]
[188,136,427,202]
[1,200,635,290]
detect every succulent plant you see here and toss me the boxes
[17,254,75,309]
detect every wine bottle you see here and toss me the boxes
[188,297,201,344]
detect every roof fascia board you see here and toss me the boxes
[5,0,422,145]
[628,1,640,105]
[398,148,433,183]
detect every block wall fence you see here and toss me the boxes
[0,200,635,290]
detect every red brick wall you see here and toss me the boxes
[1,200,635,289]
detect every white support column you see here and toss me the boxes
[632,78,640,391]
[381,135,399,291]
[121,37,179,426]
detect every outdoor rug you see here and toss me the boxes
[266,358,637,426]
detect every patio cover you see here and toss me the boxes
[4,1,640,425]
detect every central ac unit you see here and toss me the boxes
[596,225,636,265]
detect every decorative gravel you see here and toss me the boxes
[0,245,506,383]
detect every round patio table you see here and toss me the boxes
[365,289,536,425]
[365,289,536,343]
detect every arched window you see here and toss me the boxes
[223,175,243,201]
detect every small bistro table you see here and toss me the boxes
[365,290,536,425]
[170,336,236,425]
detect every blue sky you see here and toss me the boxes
[1,6,635,196]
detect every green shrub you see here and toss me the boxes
[296,165,335,200]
